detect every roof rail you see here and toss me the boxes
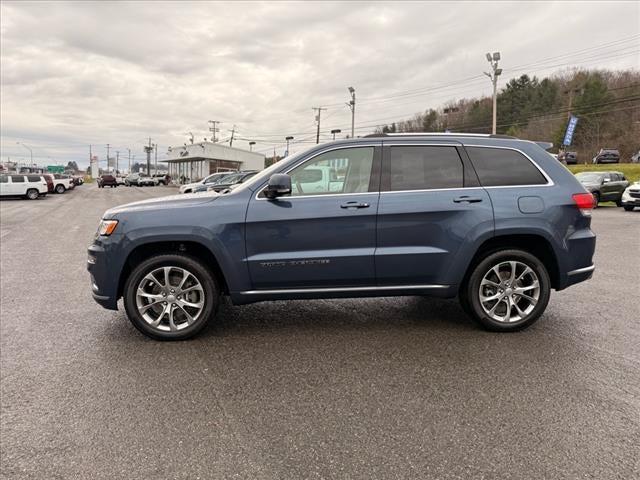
[363,132,516,139]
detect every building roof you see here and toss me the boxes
[164,142,264,163]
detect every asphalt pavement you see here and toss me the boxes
[1,185,639,479]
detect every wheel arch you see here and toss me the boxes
[117,240,229,299]
[462,234,560,290]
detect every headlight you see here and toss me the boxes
[98,219,119,236]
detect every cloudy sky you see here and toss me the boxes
[1,0,638,168]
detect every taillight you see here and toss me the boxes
[572,193,594,216]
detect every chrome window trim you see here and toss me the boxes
[463,144,554,188]
[254,143,381,201]
[239,284,449,295]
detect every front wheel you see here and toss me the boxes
[624,205,635,211]
[463,249,551,332]
[123,254,219,340]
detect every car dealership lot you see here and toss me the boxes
[1,186,638,479]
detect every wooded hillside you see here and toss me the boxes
[376,70,640,161]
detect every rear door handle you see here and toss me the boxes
[340,201,370,209]
[453,196,483,203]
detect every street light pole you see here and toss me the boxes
[249,141,256,152]
[331,129,341,140]
[347,87,356,138]
[16,142,33,165]
[484,52,502,135]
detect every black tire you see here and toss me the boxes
[462,249,551,332]
[55,184,66,194]
[592,192,600,208]
[615,199,622,207]
[123,254,219,340]
[26,189,39,200]
[624,205,635,211]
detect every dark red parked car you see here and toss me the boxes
[98,175,118,188]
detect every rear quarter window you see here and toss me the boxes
[27,175,42,182]
[466,147,547,187]
[11,175,25,183]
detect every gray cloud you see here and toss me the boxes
[1,0,638,167]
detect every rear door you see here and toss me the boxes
[376,142,493,286]
[245,144,382,289]
[10,175,26,195]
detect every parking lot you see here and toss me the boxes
[1,185,639,479]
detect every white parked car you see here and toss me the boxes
[0,174,48,199]
[179,172,236,194]
[138,175,159,186]
[49,174,74,193]
[621,182,640,211]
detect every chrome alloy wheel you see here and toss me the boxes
[135,266,205,332]
[479,261,540,323]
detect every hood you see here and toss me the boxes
[104,191,219,217]
[180,181,202,190]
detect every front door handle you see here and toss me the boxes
[340,201,370,209]
[453,196,483,203]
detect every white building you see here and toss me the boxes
[164,142,265,182]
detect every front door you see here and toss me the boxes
[245,145,381,289]
[376,143,493,286]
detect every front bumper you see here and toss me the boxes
[87,242,120,310]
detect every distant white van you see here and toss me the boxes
[0,174,48,200]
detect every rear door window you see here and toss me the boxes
[466,147,547,186]
[389,146,464,191]
[27,175,42,182]
[0,176,7,183]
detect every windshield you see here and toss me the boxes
[576,173,603,182]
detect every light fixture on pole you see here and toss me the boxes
[16,142,33,165]
[484,52,502,135]
[331,129,342,140]
[285,136,294,157]
[346,87,356,138]
[248,141,256,152]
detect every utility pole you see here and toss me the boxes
[89,144,93,178]
[484,52,502,135]
[285,136,294,156]
[347,87,356,138]
[144,138,153,176]
[127,148,131,173]
[115,151,119,174]
[208,120,220,143]
[312,107,328,144]
[229,125,237,147]
[153,144,158,174]
[106,143,110,172]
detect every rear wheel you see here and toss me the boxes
[592,192,600,208]
[463,249,551,332]
[123,254,219,340]
[26,189,39,200]
[615,199,622,207]
[55,184,66,194]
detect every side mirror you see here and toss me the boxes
[264,173,292,199]
[602,178,610,184]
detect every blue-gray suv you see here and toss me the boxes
[88,134,596,340]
